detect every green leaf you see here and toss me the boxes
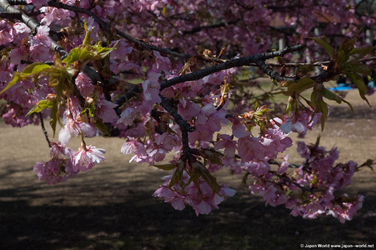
[346,72,370,106]
[93,42,116,58]
[286,102,293,115]
[196,161,220,193]
[93,120,110,136]
[284,77,314,96]
[342,60,371,75]
[62,45,97,65]
[83,21,93,45]
[168,160,185,188]
[335,49,347,65]
[322,88,353,112]
[168,169,179,188]
[310,90,328,130]
[200,149,223,166]
[0,72,26,94]
[152,163,176,171]
[63,43,115,66]
[185,171,200,187]
[311,37,333,57]
[81,100,97,118]
[349,45,374,59]
[310,90,318,110]
[271,79,278,86]
[319,99,328,131]
[285,188,293,197]
[27,100,54,116]
[311,175,318,185]
[251,101,258,111]
[21,63,51,76]
[339,37,357,55]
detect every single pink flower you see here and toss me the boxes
[214,134,236,157]
[59,116,97,146]
[10,23,30,44]
[75,73,94,97]
[237,136,265,162]
[277,155,289,174]
[0,30,12,45]
[74,145,106,172]
[110,40,133,59]
[33,159,76,185]
[121,138,147,156]
[96,95,118,124]
[177,98,200,120]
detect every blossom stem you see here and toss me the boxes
[80,132,87,151]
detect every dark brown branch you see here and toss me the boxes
[182,19,240,35]
[159,95,195,133]
[0,11,21,18]
[114,46,302,109]
[7,0,26,5]
[268,160,300,168]
[39,113,51,148]
[268,170,311,192]
[160,45,302,90]
[114,86,142,115]
[255,59,298,82]
[159,95,194,155]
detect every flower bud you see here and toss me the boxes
[46,93,57,101]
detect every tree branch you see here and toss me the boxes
[0,11,21,18]
[160,45,302,90]
[159,95,195,133]
[182,19,240,35]
[159,95,194,155]
[7,0,27,5]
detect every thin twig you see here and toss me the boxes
[39,112,51,148]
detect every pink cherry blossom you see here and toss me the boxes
[10,23,31,44]
[214,134,236,157]
[33,159,76,185]
[96,95,118,124]
[74,145,106,172]
[110,40,133,59]
[237,136,265,162]
[0,29,12,45]
[142,72,161,104]
[121,138,147,156]
[75,73,94,97]
[177,98,200,120]
[27,0,49,8]
[59,116,97,146]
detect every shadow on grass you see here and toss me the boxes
[1,182,375,250]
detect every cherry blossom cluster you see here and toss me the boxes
[0,0,374,221]
[34,141,105,185]
[246,139,364,223]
